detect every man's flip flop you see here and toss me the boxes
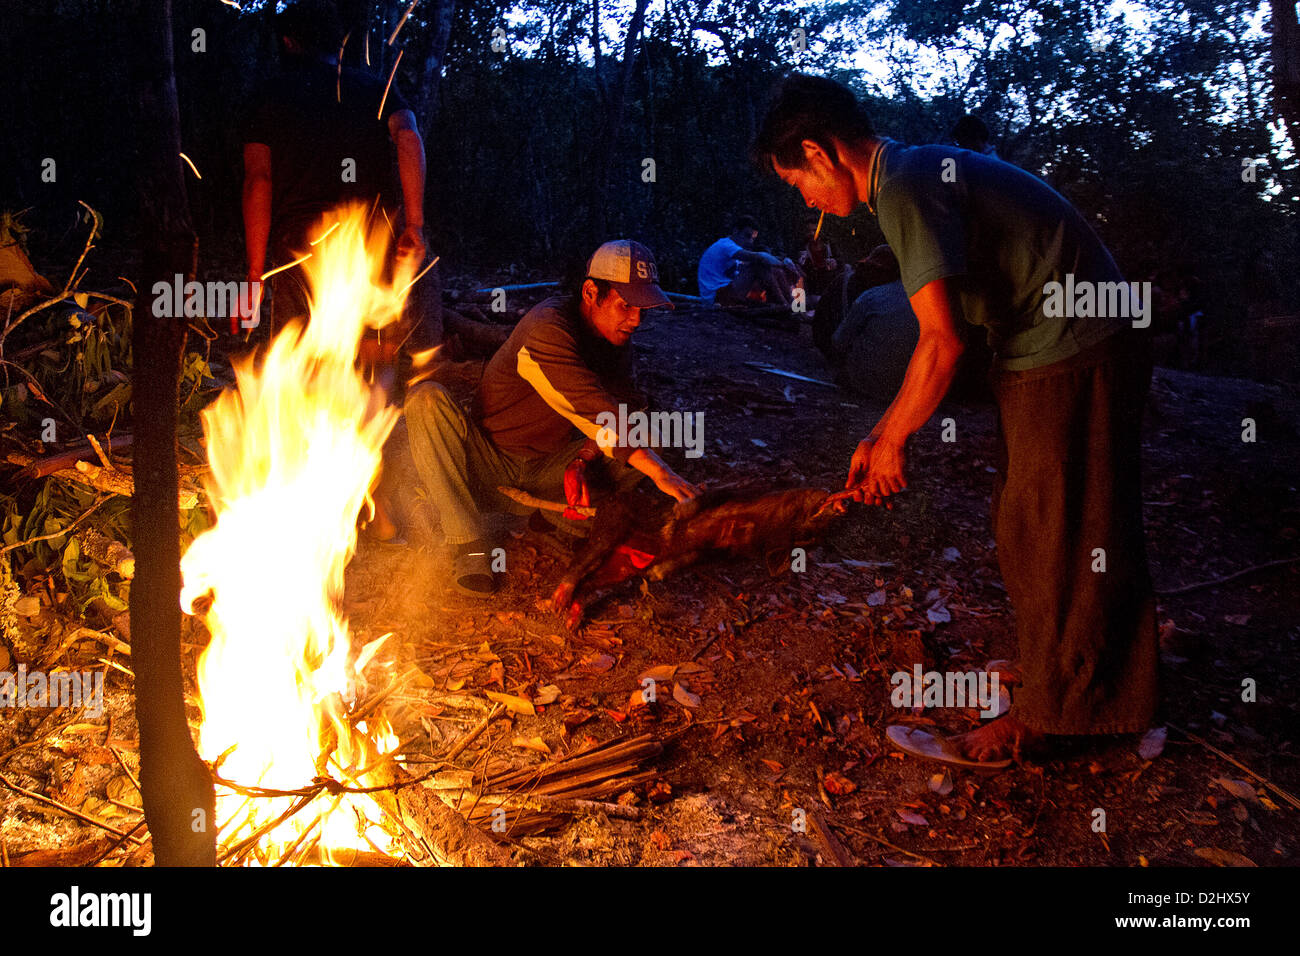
[451,548,496,598]
[885,725,1012,773]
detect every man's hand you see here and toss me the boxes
[233,271,264,333]
[627,447,700,502]
[652,468,701,503]
[396,223,427,266]
[845,436,906,506]
[562,457,592,520]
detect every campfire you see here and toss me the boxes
[180,203,415,865]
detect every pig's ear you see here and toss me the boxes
[764,548,793,577]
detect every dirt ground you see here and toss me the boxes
[345,292,1300,866]
[1,289,1296,867]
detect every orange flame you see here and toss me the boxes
[182,203,417,864]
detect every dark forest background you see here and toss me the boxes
[2,0,1297,379]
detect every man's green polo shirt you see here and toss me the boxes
[871,140,1127,370]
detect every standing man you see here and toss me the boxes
[241,0,431,345]
[404,241,699,597]
[756,75,1158,763]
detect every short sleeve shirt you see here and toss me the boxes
[697,237,743,302]
[242,58,410,246]
[872,141,1126,370]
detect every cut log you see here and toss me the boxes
[74,526,135,578]
[5,450,202,510]
[369,763,513,867]
[8,835,115,867]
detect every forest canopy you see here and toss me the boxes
[1,0,1296,376]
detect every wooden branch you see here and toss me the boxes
[0,771,147,845]
[808,810,855,867]
[1169,722,1300,811]
[0,494,109,555]
[5,449,202,510]
[496,485,596,517]
[8,835,116,867]
[369,763,513,866]
[451,791,644,820]
[443,703,504,761]
[1157,556,1300,596]
[75,526,135,578]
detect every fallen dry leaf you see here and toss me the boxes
[673,683,701,708]
[1193,847,1256,867]
[512,735,551,755]
[485,691,535,716]
[532,684,561,705]
[1213,778,1258,802]
[1138,726,1167,760]
[639,664,677,682]
[823,771,856,795]
[579,652,616,674]
[896,809,928,826]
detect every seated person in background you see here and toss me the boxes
[698,215,800,308]
[404,240,700,597]
[797,214,843,299]
[812,244,899,358]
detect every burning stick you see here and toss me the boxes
[179,152,202,180]
[813,208,825,241]
[336,32,350,103]
[396,255,440,299]
[260,252,313,281]
[388,0,420,45]
[378,49,404,120]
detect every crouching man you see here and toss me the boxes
[405,240,700,597]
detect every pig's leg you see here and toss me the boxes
[550,501,635,619]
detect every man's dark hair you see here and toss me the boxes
[563,269,616,303]
[586,277,616,303]
[754,74,875,171]
[951,114,990,150]
[732,214,759,234]
[275,0,346,56]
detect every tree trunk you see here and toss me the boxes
[592,0,650,238]
[127,0,216,868]
[1272,0,1300,145]
[417,0,457,138]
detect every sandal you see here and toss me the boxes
[451,547,495,598]
[885,725,1013,773]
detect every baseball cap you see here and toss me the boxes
[586,240,674,310]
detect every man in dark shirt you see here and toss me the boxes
[241,1,429,337]
[405,241,699,597]
[757,75,1158,764]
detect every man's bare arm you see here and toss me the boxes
[846,277,966,500]
[242,143,272,278]
[388,109,426,250]
[628,447,699,502]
